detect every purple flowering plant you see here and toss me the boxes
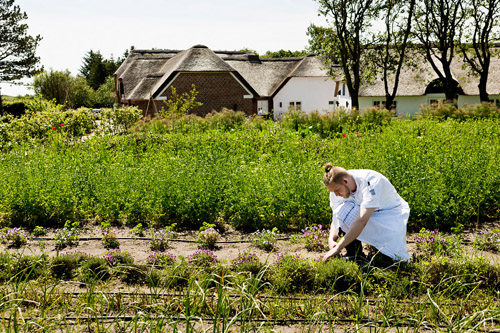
[103,249,133,266]
[300,224,329,252]
[150,228,175,251]
[147,251,177,266]
[0,227,30,248]
[414,228,461,257]
[188,249,218,267]
[230,250,262,274]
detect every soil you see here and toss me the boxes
[3,223,499,265]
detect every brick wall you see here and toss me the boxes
[160,72,256,116]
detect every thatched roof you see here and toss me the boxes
[115,45,334,100]
[359,49,500,97]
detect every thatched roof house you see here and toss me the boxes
[114,45,341,117]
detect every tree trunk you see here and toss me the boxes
[478,73,489,103]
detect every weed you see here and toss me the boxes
[252,228,279,252]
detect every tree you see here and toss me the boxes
[0,0,42,83]
[159,84,203,118]
[369,0,416,110]
[261,49,308,58]
[33,70,73,106]
[80,50,124,90]
[413,0,466,102]
[458,0,500,102]
[308,0,381,110]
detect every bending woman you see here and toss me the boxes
[322,163,410,262]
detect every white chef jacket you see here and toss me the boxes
[329,169,410,261]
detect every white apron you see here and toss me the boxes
[330,169,410,261]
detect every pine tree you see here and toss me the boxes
[0,0,42,82]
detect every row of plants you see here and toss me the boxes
[1,233,499,296]
[3,222,499,255]
[1,116,498,231]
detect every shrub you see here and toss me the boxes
[81,257,111,281]
[230,251,262,275]
[300,224,329,252]
[416,256,500,292]
[146,252,177,267]
[473,229,500,252]
[0,227,29,248]
[117,264,149,285]
[252,228,279,252]
[63,250,92,263]
[269,254,314,294]
[51,255,79,280]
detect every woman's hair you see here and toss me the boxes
[323,163,349,186]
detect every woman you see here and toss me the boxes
[322,163,410,262]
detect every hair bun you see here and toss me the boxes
[324,162,333,173]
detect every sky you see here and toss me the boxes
[1,0,328,96]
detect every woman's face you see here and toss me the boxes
[326,180,350,199]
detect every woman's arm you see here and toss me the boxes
[322,207,376,261]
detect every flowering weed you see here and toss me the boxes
[103,249,133,266]
[53,222,80,250]
[101,228,120,249]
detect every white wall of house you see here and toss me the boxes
[273,77,338,119]
[359,93,448,118]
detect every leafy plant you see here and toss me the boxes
[130,223,145,237]
[53,221,80,250]
[159,84,203,118]
[32,226,47,236]
[252,228,279,252]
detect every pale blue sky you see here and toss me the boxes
[1,0,327,96]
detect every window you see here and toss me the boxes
[289,101,301,110]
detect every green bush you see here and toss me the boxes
[269,254,314,294]
[51,255,79,280]
[314,258,361,292]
